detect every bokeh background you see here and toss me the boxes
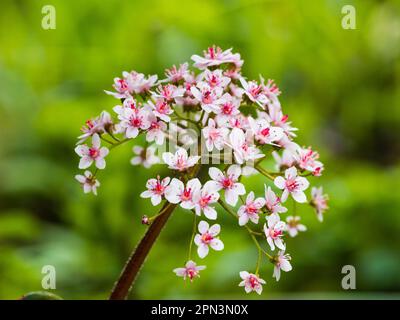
[0,0,399,299]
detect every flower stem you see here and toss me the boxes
[109,202,177,300]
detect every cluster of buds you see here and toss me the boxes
[74,46,329,295]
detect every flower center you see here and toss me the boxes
[89,148,100,159]
[286,179,298,192]
[261,127,270,136]
[201,232,213,244]
[249,275,259,288]
[181,188,192,201]
[221,177,233,189]
[202,91,213,104]
[130,116,142,128]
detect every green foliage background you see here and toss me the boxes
[0,0,399,299]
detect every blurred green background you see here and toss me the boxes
[0,0,399,299]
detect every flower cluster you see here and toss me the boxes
[74,46,329,295]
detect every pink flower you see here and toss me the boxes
[193,182,220,220]
[131,146,159,168]
[202,119,229,152]
[165,63,190,83]
[264,186,287,215]
[229,128,264,164]
[152,84,185,102]
[162,148,200,172]
[238,271,266,294]
[237,192,266,226]
[146,120,167,145]
[148,99,173,122]
[164,178,201,209]
[191,46,243,70]
[105,71,157,98]
[194,221,224,258]
[77,111,113,144]
[311,187,329,222]
[118,107,152,138]
[207,165,246,206]
[272,251,292,281]
[214,93,241,123]
[239,78,268,107]
[264,214,286,251]
[248,117,283,145]
[295,147,324,176]
[173,260,206,282]
[191,83,224,113]
[267,103,298,138]
[286,216,307,237]
[75,170,100,195]
[75,134,109,170]
[140,176,171,206]
[274,167,310,203]
[201,69,231,89]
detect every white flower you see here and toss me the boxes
[194,220,224,258]
[272,251,292,281]
[214,93,241,124]
[286,216,307,237]
[193,181,220,220]
[131,146,159,168]
[75,134,109,169]
[165,63,190,83]
[162,147,200,172]
[173,260,206,282]
[274,167,310,203]
[229,128,264,164]
[311,187,329,222]
[248,117,284,145]
[237,192,266,226]
[294,147,324,176]
[146,120,167,145]
[164,178,201,209]
[147,99,174,122]
[191,46,243,70]
[264,214,286,251]
[272,149,296,171]
[140,176,171,206]
[202,119,229,152]
[75,170,100,195]
[152,84,185,102]
[207,165,246,206]
[77,111,113,144]
[264,185,287,215]
[238,271,266,295]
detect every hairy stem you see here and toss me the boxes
[109,202,177,300]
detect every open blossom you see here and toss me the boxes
[194,221,224,258]
[152,84,185,102]
[140,176,171,206]
[214,93,241,123]
[264,214,286,251]
[264,186,287,215]
[148,99,173,122]
[272,251,292,281]
[311,187,329,222]
[237,192,266,226]
[162,148,200,171]
[248,117,284,145]
[173,261,206,282]
[75,134,109,170]
[105,71,157,98]
[193,181,220,220]
[202,118,229,152]
[239,78,268,106]
[286,216,307,237]
[131,146,159,168]
[207,165,245,206]
[274,167,310,203]
[75,170,100,195]
[238,271,266,295]
[118,107,152,138]
[165,178,201,209]
[229,128,264,164]
[191,82,224,113]
[191,46,243,70]
[201,69,231,89]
